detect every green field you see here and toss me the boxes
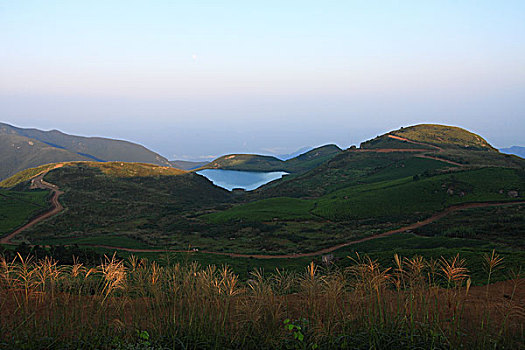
[0,189,50,237]
[415,204,525,247]
[314,167,524,221]
[204,197,315,223]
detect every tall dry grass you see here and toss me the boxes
[0,252,523,349]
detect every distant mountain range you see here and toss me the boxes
[0,122,171,180]
[500,146,525,158]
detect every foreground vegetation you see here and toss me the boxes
[0,252,523,349]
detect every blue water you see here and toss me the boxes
[196,169,288,191]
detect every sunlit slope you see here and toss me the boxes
[390,124,496,150]
[0,161,186,188]
[14,162,232,246]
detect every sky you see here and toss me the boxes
[1,1,524,160]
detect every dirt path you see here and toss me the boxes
[0,171,64,244]
[84,201,524,259]
[352,135,461,167]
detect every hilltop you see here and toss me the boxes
[0,161,185,188]
[0,122,172,180]
[361,124,496,151]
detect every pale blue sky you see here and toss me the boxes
[1,1,524,159]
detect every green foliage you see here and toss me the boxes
[284,318,318,349]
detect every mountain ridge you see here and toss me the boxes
[0,122,173,180]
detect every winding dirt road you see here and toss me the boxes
[0,171,64,244]
[85,201,524,259]
[352,134,463,167]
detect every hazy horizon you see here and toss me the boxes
[1,1,524,159]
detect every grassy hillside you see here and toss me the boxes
[414,204,525,248]
[259,153,454,198]
[205,197,316,223]
[0,189,50,237]
[283,144,342,172]
[0,122,173,180]
[0,161,186,188]
[389,124,496,150]
[205,154,284,171]
[313,167,524,221]
[206,167,523,226]
[15,163,231,248]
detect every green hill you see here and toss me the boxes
[203,144,342,173]
[10,162,231,247]
[205,154,284,171]
[0,161,185,188]
[0,122,172,180]
[362,124,496,151]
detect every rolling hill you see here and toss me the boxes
[0,122,172,180]
[203,144,343,173]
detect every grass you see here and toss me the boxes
[16,164,232,248]
[0,189,50,237]
[0,163,56,188]
[313,167,524,221]
[0,252,523,349]
[8,231,521,285]
[390,124,496,150]
[0,161,186,188]
[33,234,152,250]
[204,197,316,223]
[415,204,525,248]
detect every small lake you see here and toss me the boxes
[196,169,288,191]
